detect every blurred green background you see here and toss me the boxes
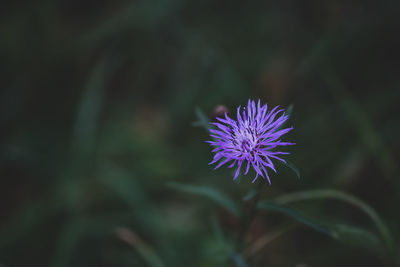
[1,1,400,266]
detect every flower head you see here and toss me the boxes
[207,99,295,184]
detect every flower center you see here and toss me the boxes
[233,126,258,155]
[241,139,252,152]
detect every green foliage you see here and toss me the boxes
[275,189,398,262]
[283,160,301,179]
[1,0,400,266]
[333,224,383,251]
[275,190,395,252]
[192,107,212,131]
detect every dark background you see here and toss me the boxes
[1,1,400,266]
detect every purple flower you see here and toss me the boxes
[207,99,295,184]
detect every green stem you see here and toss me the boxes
[236,181,263,252]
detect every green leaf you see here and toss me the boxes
[257,202,334,237]
[167,182,241,217]
[284,104,294,118]
[274,189,395,255]
[277,104,294,131]
[285,160,301,179]
[192,107,211,131]
[277,159,301,179]
[333,224,383,250]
